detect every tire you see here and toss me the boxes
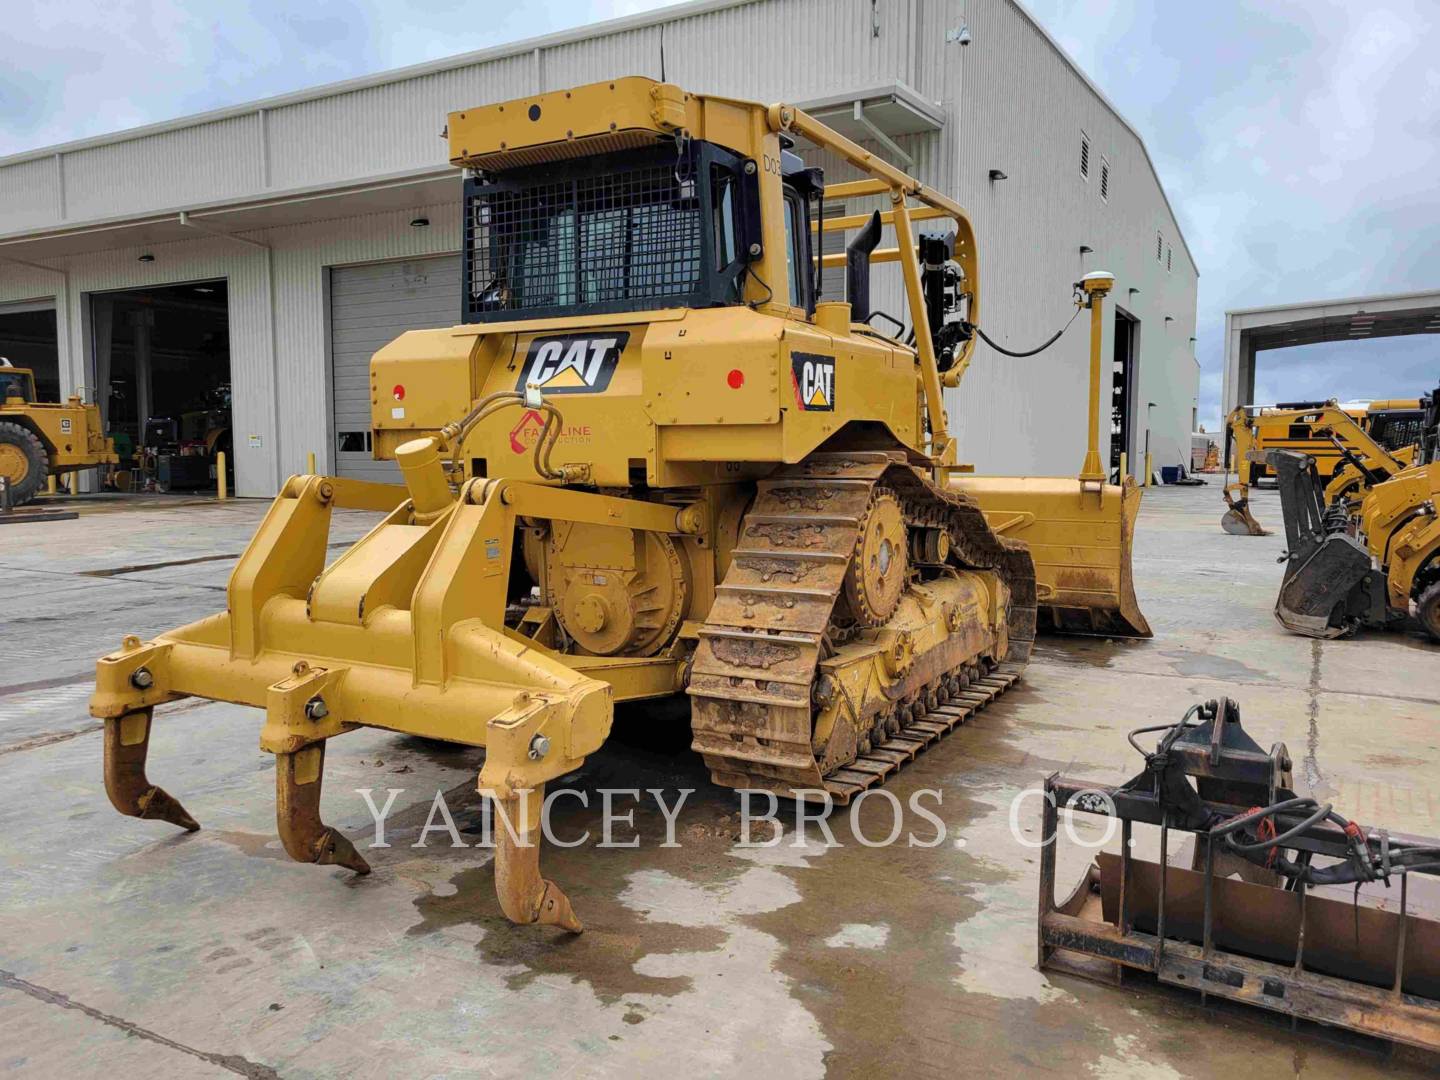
[0,421,47,507]
[1417,580,1440,644]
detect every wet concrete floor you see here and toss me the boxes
[0,483,1437,1077]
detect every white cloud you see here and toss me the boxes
[2,0,1436,425]
[1026,0,1440,425]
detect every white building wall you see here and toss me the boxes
[947,0,1198,475]
[0,0,1198,494]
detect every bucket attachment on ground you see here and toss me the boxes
[950,475,1151,638]
[1221,484,1268,536]
[1039,698,1440,1052]
[1266,448,1387,638]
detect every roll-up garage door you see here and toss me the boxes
[329,256,460,481]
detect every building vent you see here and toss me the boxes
[1166,245,1173,272]
[1080,134,1090,179]
[1156,231,1163,260]
[1099,158,1110,202]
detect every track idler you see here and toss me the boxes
[103,708,200,832]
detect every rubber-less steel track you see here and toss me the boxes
[688,451,1036,803]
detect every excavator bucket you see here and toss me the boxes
[1220,490,1268,536]
[950,475,1152,638]
[1040,699,1440,1053]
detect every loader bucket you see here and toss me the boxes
[950,475,1152,637]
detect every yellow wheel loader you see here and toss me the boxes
[1221,401,1414,536]
[0,361,117,505]
[91,78,1148,930]
[1267,388,1440,641]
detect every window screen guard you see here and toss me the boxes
[463,141,755,322]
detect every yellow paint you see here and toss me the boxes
[1223,403,1409,532]
[91,76,1154,927]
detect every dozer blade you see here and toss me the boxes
[950,475,1151,638]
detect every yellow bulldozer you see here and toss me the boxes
[91,78,1149,930]
[0,360,116,505]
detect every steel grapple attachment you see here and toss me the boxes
[1039,698,1440,1053]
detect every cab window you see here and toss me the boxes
[782,190,809,309]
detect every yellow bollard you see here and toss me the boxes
[47,473,57,495]
[1143,451,1153,488]
[217,452,228,500]
[307,451,316,475]
[1119,451,1128,481]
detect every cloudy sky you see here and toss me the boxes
[2,0,1437,428]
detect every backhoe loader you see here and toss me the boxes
[91,78,1148,930]
[0,359,116,505]
[1221,401,1415,536]
[1267,387,1440,641]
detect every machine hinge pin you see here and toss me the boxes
[305,696,330,720]
[130,667,154,690]
[528,734,551,760]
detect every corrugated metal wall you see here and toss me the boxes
[0,0,1198,494]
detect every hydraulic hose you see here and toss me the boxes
[965,306,1080,358]
[1211,797,1440,885]
[441,389,571,482]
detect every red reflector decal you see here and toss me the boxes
[392,384,405,401]
[727,369,745,389]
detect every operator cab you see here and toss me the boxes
[464,138,763,322]
[0,360,34,404]
[460,129,834,324]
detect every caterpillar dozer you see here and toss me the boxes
[1040,698,1440,1052]
[91,78,1146,930]
[0,360,117,505]
[1221,400,1416,536]
[1266,388,1440,641]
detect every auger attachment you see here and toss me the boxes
[103,708,199,832]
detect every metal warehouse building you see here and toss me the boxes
[0,0,1198,498]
